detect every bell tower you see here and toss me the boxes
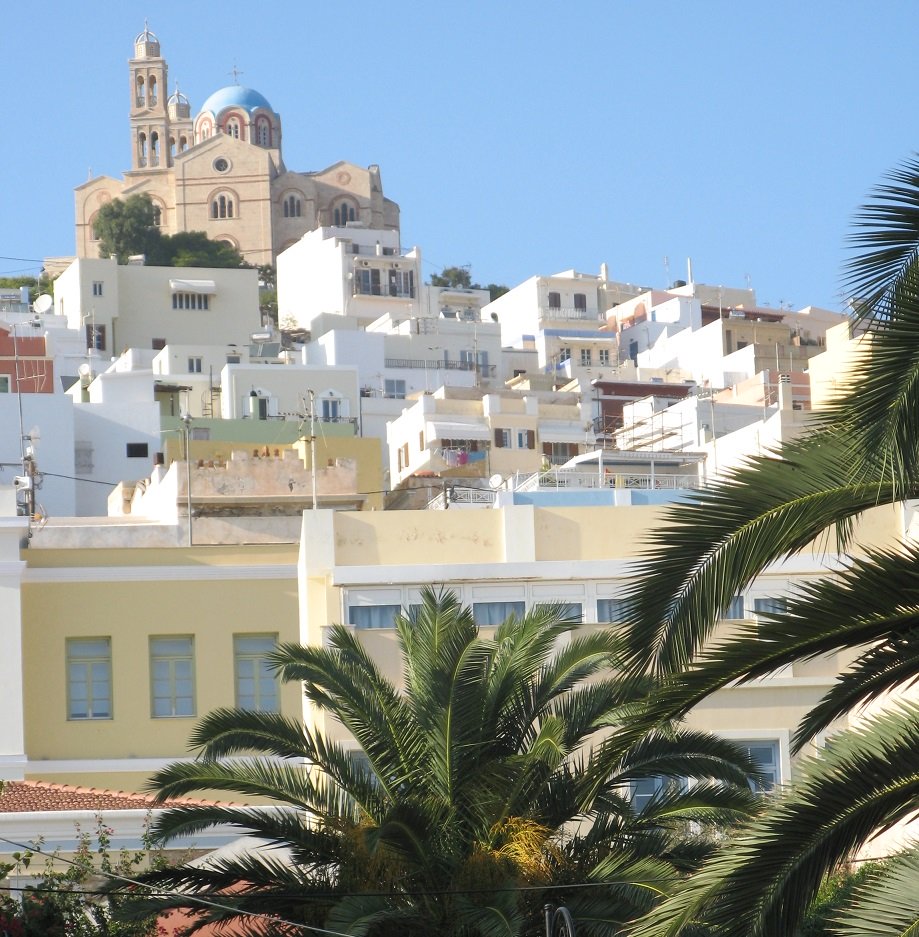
[128,23,170,173]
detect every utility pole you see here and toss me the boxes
[308,389,317,510]
[181,410,193,546]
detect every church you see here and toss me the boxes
[74,25,400,265]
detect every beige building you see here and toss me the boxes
[74,26,399,265]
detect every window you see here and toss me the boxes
[355,267,382,296]
[725,595,746,620]
[630,775,688,812]
[349,605,401,629]
[537,602,582,622]
[67,638,112,720]
[580,348,592,366]
[548,291,561,309]
[597,598,626,622]
[284,195,302,218]
[599,348,610,365]
[494,428,511,449]
[225,117,240,138]
[138,132,147,167]
[149,75,157,106]
[126,442,149,459]
[135,75,145,107]
[213,157,229,173]
[321,397,340,421]
[256,119,270,146]
[477,350,489,373]
[384,379,406,399]
[473,601,525,626]
[211,194,234,219]
[234,634,279,712]
[0,376,9,393]
[460,349,474,369]
[736,740,780,792]
[85,324,106,351]
[152,203,162,226]
[388,269,415,298]
[188,356,203,373]
[558,347,571,362]
[753,597,789,621]
[150,131,160,167]
[173,292,209,310]
[92,281,103,297]
[334,203,356,226]
[574,293,587,311]
[150,636,195,717]
[517,430,535,449]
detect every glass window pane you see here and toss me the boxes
[597,598,624,622]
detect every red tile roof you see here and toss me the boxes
[0,780,231,813]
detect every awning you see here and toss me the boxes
[539,423,590,444]
[169,278,217,294]
[425,420,491,441]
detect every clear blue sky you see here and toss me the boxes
[4,1,918,312]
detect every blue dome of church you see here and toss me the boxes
[199,85,273,115]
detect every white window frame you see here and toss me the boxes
[150,636,196,718]
[67,637,112,720]
[234,634,280,712]
[187,356,203,373]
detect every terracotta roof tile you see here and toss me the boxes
[0,780,234,813]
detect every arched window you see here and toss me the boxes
[152,203,162,226]
[256,119,270,146]
[169,136,176,158]
[138,132,147,167]
[212,194,235,219]
[226,118,240,139]
[89,213,100,241]
[150,131,160,167]
[178,135,188,152]
[284,195,301,218]
[149,75,157,105]
[136,76,145,107]
[333,203,356,226]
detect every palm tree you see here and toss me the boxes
[618,156,919,936]
[118,588,756,937]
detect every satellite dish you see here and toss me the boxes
[488,473,504,490]
[33,294,53,314]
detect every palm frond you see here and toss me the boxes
[629,703,919,937]
[834,848,919,937]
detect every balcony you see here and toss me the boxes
[384,358,497,377]
[512,469,701,492]
[540,305,602,322]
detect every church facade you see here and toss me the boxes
[74,26,400,265]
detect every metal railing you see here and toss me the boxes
[512,469,701,493]
[540,306,602,321]
[427,487,497,510]
[384,358,497,377]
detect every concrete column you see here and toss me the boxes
[0,506,29,779]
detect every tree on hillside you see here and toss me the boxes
[93,194,161,264]
[114,589,757,937]
[616,155,919,937]
[94,194,245,268]
[431,265,509,302]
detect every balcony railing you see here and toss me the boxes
[384,358,497,377]
[513,469,701,493]
[540,306,602,321]
[427,487,496,510]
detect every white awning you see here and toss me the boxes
[539,422,589,444]
[426,420,491,441]
[169,279,217,294]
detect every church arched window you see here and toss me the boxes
[89,213,100,242]
[149,75,158,106]
[136,76,145,107]
[150,131,160,167]
[333,202,356,226]
[284,195,301,218]
[212,193,235,219]
[152,203,163,226]
[256,119,270,146]
[138,132,148,167]
[226,117,240,139]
